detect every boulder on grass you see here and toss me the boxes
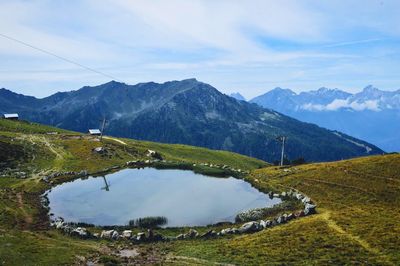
[93,147,106,154]
[238,221,261,233]
[259,220,267,229]
[276,215,286,224]
[176,234,185,240]
[200,230,217,238]
[70,227,89,239]
[265,220,272,228]
[304,203,316,215]
[111,230,120,240]
[136,232,146,242]
[287,213,295,221]
[295,193,304,200]
[100,230,118,239]
[220,228,236,235]
[184,229,199,239]
[122,230,132,238]
[302,196,311,204]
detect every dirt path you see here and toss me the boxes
[25,134,67,170]
[34,135,65,161]
[102,136,127,145]
[319,210,393,265]
[16,192,33,229]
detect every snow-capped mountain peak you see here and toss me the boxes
[249,85,400,152]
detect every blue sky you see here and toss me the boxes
[0,0,399,98]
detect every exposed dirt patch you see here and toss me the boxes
[117,249,139,258]
[16,192,33,229]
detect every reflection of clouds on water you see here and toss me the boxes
[47,168,281,227]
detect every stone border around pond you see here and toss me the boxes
[49,188,316,243]
[42,155,316,243]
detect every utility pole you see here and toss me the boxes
[276,136,287,166]
[99,117,108,142]
[280,136,286,166]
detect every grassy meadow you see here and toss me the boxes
[0,119,399,265]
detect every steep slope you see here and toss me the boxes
[250,86,400,152]
[0,79,384,162]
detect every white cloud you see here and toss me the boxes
[0,0,400,97]
[301,99,380,111]
[112,0,322,50]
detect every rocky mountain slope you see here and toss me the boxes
[0,79,384,162]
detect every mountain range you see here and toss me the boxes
[250,85,400,152]
[0,79,384,162]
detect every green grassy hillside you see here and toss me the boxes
[0,119,267,172]
[165,154,400,265]
[0,119,398,265]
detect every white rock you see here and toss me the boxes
[122,230,132,238]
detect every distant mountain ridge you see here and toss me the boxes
[250,85,400,151]
[0,79,384,162]
[229,92,246,101]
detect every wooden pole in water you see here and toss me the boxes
[101,176,110,191]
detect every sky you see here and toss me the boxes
[0,0,399,99]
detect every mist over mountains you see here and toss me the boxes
[250,85,400,152]
[0,79,384,162]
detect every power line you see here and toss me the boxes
[0,32,119,81]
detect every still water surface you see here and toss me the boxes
[47,168,280,227]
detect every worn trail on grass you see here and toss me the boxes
[16,192,33,229]
[102,136,127,145]
[319,211,393,265]
[28,134,68,169]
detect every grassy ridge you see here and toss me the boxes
[0,119,267,173]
